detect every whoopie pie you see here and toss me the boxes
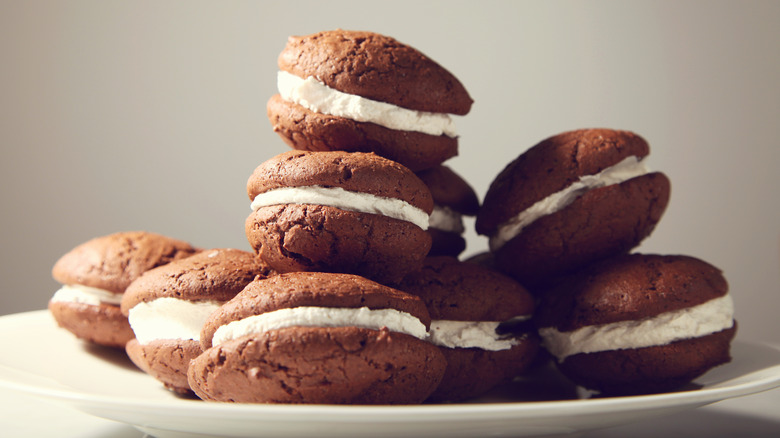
[49,231,199,348]
[267,29,473,171]
[397,256,539,401]
[189,272,447,404]
[415,165,480,257]
[121,248,273,394]
[245,150,433,284]
[476,128,670,290]
[535,253,736,395]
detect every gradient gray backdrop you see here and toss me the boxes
[2,1,778,343]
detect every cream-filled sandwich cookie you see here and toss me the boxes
[245,150,433,284]
[189,272,446,404]
[535,253,736,396]
[397,257,539,402]
[267,29,473,172]
[49,231,199,348]
[120,248,273,394]
[415,165,480,257]
[476,128,670,290]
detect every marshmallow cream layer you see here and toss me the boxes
[51,284,123,306]
[128,297,222,345]
[429,319,524,351]
[490,156,649,251]
[277,71,457,138]
[539,294,735,362]
[429,205,465,234]
[250,185,430,230]
[212,306,428,347]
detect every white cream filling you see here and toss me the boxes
[489,156,649,252]
[539,294,735,362]
[429,205,465,234]
[212,306,428,347]
[277,71,457,138]
[50,284,123,306]
[127,297,223,345]
[250,185,429,230]
[429,316,529,351]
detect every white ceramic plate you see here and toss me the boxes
[1,310,779,438]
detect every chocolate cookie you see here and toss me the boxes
[245,150,433,284]
[535,253,736,395]
[475,128,670,290]
[397,257,538,402]
[415,166,480,257]
[49,231,199,348]
[121,248,273,394]
[189,272,447,404]
[267,29,473,171]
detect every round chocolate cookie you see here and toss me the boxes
[245,150,433,284]
[121,248,273,394]
[535,253,736,396]
[397,256,538,402]
[49,231,199,348]
[189,272,447,404]
[475,128,670,290]
[267,29,473,171]
[415,166,480,257]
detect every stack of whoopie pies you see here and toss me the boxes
[476,128,736,396]
[188,29,539,404]
[49,29,736,403]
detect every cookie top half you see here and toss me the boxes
[535,253,730,331]
[278,30,473,115]
[415,165,480,216]
[476,129,651,236]
[52,231,199,294]
[397,257,534,321]
[120,248,272,313]
[200,272,431,348]
[247,150,434,214]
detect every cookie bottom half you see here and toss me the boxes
[48,300,134,348]
[495,172,670,290]
[427,335,540,403]
[267,95,458,172]
[188,326,446,404]
[126,338,202,395]
[246,204,431,285]
[555,325,737,396]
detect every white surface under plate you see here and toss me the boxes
[1,310,779,438]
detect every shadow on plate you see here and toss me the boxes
[81,342,141,373]
[468,358,582,403]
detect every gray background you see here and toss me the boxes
[2,1,778,343]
